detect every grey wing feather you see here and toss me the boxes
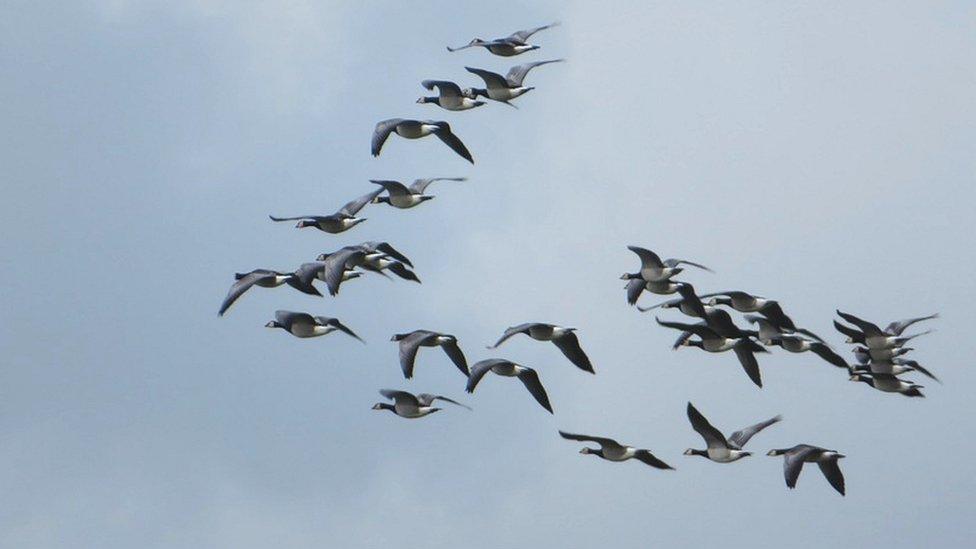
[269,215,313,222]
[552,332,594,373]
[322,248,363,296]
[633,450,674,470]
[686,403,729,449]
[506,21,559,42]
[655,318,717,340]
[557,431,620,450]
[759,302,797,331]
[818,460,846,495]
[466,359,508,393]
[314,316,364,343]
[339,188,383,216]
[671,330,694,350]
[275,310,314,329]
[783,448,815,489]
[465,67,510,89]
[422,80,463,98]
[398,331,438,379]
[885,313,938,335]
[794,327,826,343]
[409,177,466,194]
[369,179,410,197]
[489,323,535,348]
[732,343,764,388]
[665,259,714,272]
[625,278,645,305]
[636,298,680,312]
[728,415,782,449]
[432,123,474,163]
[362,241,413,268]
[627,246,665,269]
[218,271,274,316]
[441,339,470,377]
[836,310,885,337]
[371,118,403,157]
[516,367,553,413]
[379,389,420,407]
[810,343,849,369]
[504,59,564,87]
[417,393,471,410]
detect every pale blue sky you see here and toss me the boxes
[2,1,974,547]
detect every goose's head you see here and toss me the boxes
[265,321,281,329]
[767,449,787,457]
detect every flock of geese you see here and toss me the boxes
[218,22,939,497]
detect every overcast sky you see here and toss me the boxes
[2,1,975,547]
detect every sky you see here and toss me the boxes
[1,1,974,547]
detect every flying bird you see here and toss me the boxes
[622,246,713,283]
[835,310,932,349]
[559,431,673,470]
[767,445,846,495]
[656,318,768,388]
[849,372,924,397]
[488,323,594,373]
[372,389,470,419]
[371,119,473,163]
[850,358,940,383]
[370,177,466,209]
[748,316,848,369]
[417,80,485,111]
[624,278,683,306]
[466,359,553,413]
[218,269,321,316]
[463,59,564,107]
[685,402,782,463]
[269,188,382,234]
[702,290,822,340]
[392,330,469,378]
[447,22,560,56]
[264,310,362,341]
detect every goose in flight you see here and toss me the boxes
[264,310,363,341]
[218,269,321,316]
[371,119,473,163]
[314,244,419,296]
[849,372,924,397]
[463,59,563,107]
[835,310,933,349]
[621,246,713,283]
[417,80,485,111]
[767,445,846,495]
[466,359,553,413]
[747,316,848,369]
[372,389,470,419]
[488,323,594,373]
[685,402,782,463]
[269,188,382,234]
[624,278,683,306]
[392,330,469,378]
[701,290,822,341]
[370,177,466,209]
[656,318,768,388]
[447,22,559,56]
[559,431,673,470]
[850,358,940,383]
[853,345,913,363]
[639,284,756,340]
